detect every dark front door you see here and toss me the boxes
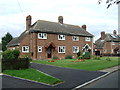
[95,51,100,56]
[47,46,52,58]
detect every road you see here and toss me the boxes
[82,70,119,88]
[2,63,106,88]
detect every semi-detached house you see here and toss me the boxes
[7,15,94,60]
[94,30,120,56]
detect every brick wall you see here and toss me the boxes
[18,32,93,60]
[97,41,119,55]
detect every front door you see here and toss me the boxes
[47,45,52,58]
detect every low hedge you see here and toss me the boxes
[2,58,30,71]
[65,55,73,59]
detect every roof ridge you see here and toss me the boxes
[37,19,80,27]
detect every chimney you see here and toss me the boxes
[113,30,117,35]
[26,15,32,30]
[58,16,63,24]
[101,31,105,40]
[82,25,87,30]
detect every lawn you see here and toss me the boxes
[32,57,119,71]
[3,68,63,85]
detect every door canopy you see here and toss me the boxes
[82,44,91,51]
[45,42,56,49]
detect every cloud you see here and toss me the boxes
[0,0,118,43]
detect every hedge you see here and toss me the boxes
[2,58,30,71]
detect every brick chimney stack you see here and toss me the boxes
[26,15,32,30]
[58,16,63,24]
[113,30,117,35]
[82,25,87,30]
[101,31,105,40]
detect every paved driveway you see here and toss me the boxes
[2,63,107,89]
[30,63,106,88]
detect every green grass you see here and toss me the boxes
[3,68,63,85]
[32,57,119,71]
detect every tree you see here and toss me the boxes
[2,32,13,51]
[98,0,120,8]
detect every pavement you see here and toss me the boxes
[98,65,120,72]
[1,63,119,89]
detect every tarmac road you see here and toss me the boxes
[2,63,106,89]
[82,70,119,88]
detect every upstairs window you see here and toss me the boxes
[72,36,79,41]
[38,46,42,52]
[73,46,79,53]
[58,46,66,53]
[22,46,29,53]
[38,33,47,39]
[111,42,115,45]
[58,35,65,40]
[85,37,91,41]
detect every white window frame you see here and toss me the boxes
[104,49,107,53]
[58,46,66,53]
[111,42,115,45]
[85,37,91,41]
[73,46,79,53]
[22,46,29,53]
[38,46,42,52]
[38,33,47,39]
[72,36,79,41]
[58,35,65,40]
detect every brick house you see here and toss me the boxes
[94,30,120,56]
[7,15,93,60]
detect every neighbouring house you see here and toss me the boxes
[7,15,94,60]
[94,30,120,56]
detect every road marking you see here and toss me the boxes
[72,72,111,90]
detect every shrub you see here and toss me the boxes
[65,55,73,59]
[2,58,30,71]
[92,55,101,60]
[12,49,20,59]
[2,49,20,60]
[83,51,91,59]
[77,51,81,57]
[23,55,32,61]
[52,56,59,60]
[106,57,111,61]
[2,50,15,60]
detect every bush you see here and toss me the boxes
[92,55,101,60]
[2,58,30,71]
[83,51,91,59]
[52,56,59,60]
[106,57,111,61]
[65,55,73,59]
[2,49,20,60]
[12,49,20,59]
[77,51,81,57]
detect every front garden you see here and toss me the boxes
[2,49,63,85]
[32,56,119,71]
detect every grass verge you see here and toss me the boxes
[32,57,119,71]
[3,68,63,85]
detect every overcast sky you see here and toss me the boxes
[0,0,118,43]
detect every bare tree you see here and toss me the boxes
[98,0,120,8]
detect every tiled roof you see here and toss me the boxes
[7,31,29,47]
[95,33,120,49]
[8,19,93,47]
[30,20,93,37]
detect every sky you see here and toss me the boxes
[0,0,118,43]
